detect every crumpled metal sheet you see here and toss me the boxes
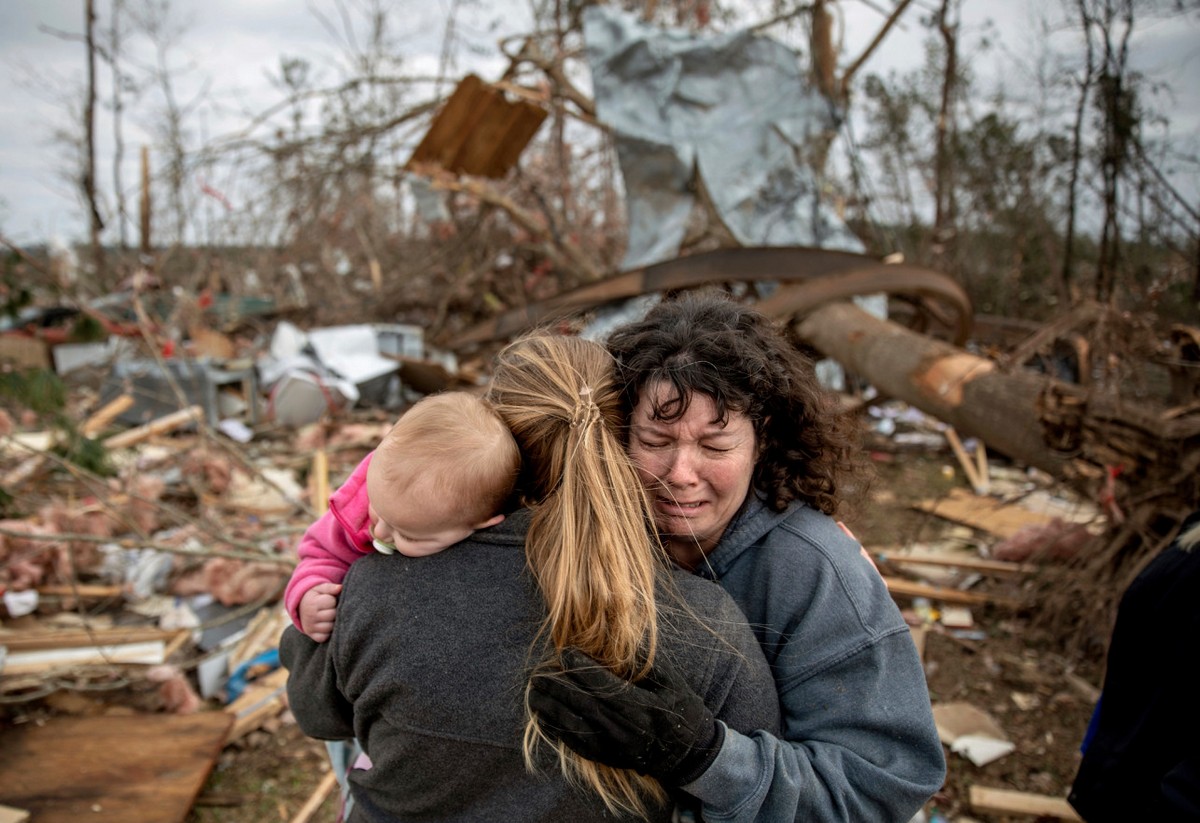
[583,6,865,268]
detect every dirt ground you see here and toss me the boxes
[179,448,1106,823]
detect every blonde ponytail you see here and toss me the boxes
[487,334,669,817]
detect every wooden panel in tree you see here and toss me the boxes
[406,73,547,179]
[0,712,233,823]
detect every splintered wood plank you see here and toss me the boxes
[0,712,233,823]
[912,487,1060,539]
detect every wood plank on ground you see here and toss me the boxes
[0,627,184,652]
[225,666,290,743]
[969,786,1082,820]
[875,551,1034,576]
[912,487,1060,539]
[0,712,232,823]
[883,576,1020,608]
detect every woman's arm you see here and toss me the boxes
[530,579,784,809]
[532,516,945,820]
[684,628,946,821]
[534,626,942,821]
[279,624,355,741]
[687,512,945,822]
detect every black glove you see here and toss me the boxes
[528,647,725,786]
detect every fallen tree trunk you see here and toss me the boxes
[793,301,1200,529]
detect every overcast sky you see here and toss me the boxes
[1,0,1197,247]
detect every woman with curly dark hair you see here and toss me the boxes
[530,291,946,822]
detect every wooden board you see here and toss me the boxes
[969,786,1081,820]
[0,712,233,823]
[912,487,1060,539]
[406,74,548,179]
[0,627,185,653]
[0,335,51,370]
[883,575,1020,608]
[225,666,290,743]
[875,551,1034,576]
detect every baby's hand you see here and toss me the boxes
[298,582,343,643]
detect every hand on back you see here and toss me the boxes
[528,647,723,786]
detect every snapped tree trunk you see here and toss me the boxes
[793,301,1200,521]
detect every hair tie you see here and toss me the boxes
[570,386,601,429]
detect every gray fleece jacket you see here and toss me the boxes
[681,494,947,822]
[280,508,781,823]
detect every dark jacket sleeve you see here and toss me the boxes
[279,624,355,741]
[694,585,781,738]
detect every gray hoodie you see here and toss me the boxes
[280,508,781,822]
[681,494,947,822]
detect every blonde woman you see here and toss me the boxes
[280,333,780,822]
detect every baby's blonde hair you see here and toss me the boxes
[370,392,519,527]
[486,333,669,818]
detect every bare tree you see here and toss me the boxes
[1061,0,1097,303]
[125,0,205,247]
[84,0,106,278]
[931,0,960,268]
[109,0,130,251]
[1090,0,1137,304]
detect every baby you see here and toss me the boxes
[284,391,520,641]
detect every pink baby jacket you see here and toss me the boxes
[284,453,375,633]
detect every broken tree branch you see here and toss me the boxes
[434,174,603,282]
[498,34,596,118]
[840,0,916,96]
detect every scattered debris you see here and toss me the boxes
[933,702,1016,767]
[991,519,1095,564]
[1,261,1194,822]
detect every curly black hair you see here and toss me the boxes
[605,289,867,517]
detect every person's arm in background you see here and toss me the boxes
[283,454,374,637]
